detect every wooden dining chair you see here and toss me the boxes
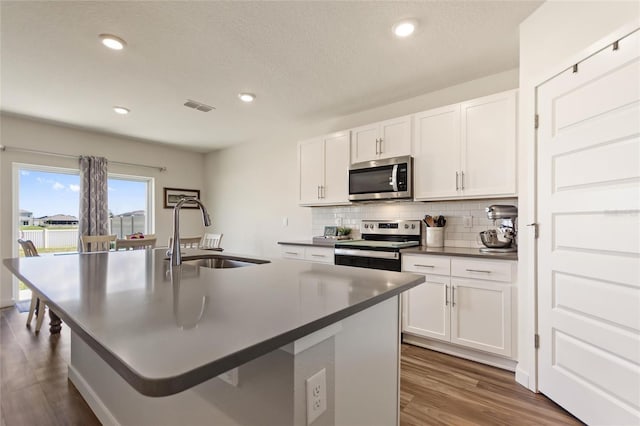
[115,238,157,251]
[167,236,202,249]
[201,233,223,249]
[17,239,50,333]
[81,234,116,252]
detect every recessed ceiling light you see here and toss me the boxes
[113,106,130,115]
[392,20,417,38]
[238,93,256,103]
[99,34,127,50]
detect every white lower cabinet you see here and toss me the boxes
[402,254,514,358]
[280,245,334,264]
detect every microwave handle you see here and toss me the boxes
[391,164,399,191]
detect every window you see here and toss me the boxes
[14,163,154,300]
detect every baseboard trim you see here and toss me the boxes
[68,364,121,426]
[515,364,533,391]
[0,298,16,309]
[402,334,517,372]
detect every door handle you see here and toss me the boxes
[379,137,383,154]
[455,172,459,190]
[317,185,321,199]
[445,285,449,306]
[461,171,465,190]
[466,269,492,274]
[451,286,456,307]
[375,138,380,155]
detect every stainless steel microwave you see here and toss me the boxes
[348,156,413,201]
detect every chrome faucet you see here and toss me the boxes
[168,197,212,266]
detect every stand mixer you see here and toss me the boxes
[479,205,518,253]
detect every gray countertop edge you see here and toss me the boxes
[4,259,424,397]
[278,240,335,247]
[400,247,518,261]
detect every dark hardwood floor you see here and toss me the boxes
[1,306,580,425]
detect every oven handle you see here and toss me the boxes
[391,164,399,192]
[334,248,400,260]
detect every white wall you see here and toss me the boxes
[0,114,206,307]
[516,0,640,391]
[204,68,519,257]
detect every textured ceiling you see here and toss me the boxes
[0,1,542,152]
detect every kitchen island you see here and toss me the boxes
[3,248,424,426]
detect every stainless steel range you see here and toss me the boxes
[334,220,421,271]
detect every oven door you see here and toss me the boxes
[334,248,401,272]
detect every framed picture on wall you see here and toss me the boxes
[163,187,201,209]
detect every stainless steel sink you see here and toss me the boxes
[166,253,270,269]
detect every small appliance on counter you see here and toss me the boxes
[312,226,353,245]
[479,205,518,253]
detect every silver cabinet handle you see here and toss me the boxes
[466,269,492,273]
[461,171,465,190]
[321,185,325,199]
[318,185,322,199]
[451,286,456,307]
[375,138,380,155]
[455,172,459,190]
[311,254,327,258]
[414,264,434,268]
[285,251,300,255]
[379,137,383,154]
[445,285,449,306]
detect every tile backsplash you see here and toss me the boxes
[311,198,518,248]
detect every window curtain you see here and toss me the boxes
[78,156,109,252]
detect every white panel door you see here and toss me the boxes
[298,138,324,205]
[450,278,512,357]
[413,104,461,200]
[537,28,640,425]
[350,123,378,163]
[460,89,517,198]
[378,115,412,160]
[402,275,451,342]
[322,132,350,204]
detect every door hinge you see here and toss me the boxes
[534,114,539,129]
[572,63,578,73]
[613,40,619,51]
[534,334,540,349]
[527,223,539,238]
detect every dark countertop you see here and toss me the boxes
[278,239,351,247]
[3,249,424,397]
[401,246,518,261]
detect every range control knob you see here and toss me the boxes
[404,224,409,229]
[364,224,369,229]
[411,224,416,229]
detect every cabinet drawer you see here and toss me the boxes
[402,254,450,275]
[281,246,305,260]
[305,247,334,264]
[451,258,513,282]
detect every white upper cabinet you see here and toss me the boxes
[298,132,350,206]
[413,104,461,200]
[413,89,517,200]
[350,115,412,163]
[460,90,517,197]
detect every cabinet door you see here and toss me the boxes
[350,123,379,163]
[450,278,512,357]
[460,89,517,198]
[413,105,461,200]
[298,138,324,205]
[378,115,412,160]
[322,132,350,205]
[403,274,451,342]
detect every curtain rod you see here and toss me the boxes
[0,145,167,172]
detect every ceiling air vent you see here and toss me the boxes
[184,99,215,112]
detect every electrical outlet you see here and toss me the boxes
[306,368,326,425]
[463,216,473,228]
